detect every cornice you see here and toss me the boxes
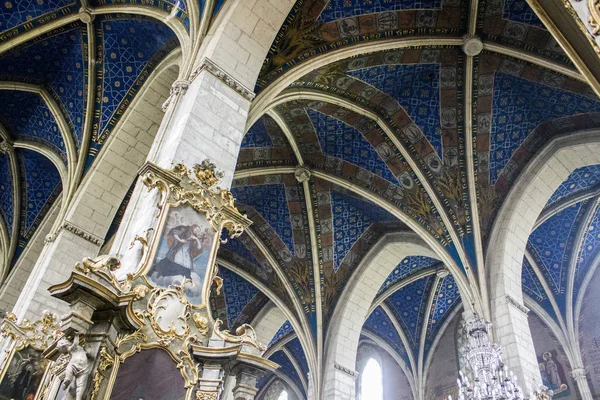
[59,221,104,246]
[191,58,255,101]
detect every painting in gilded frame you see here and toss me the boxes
[147,205,214,304]
[0,347,50,400]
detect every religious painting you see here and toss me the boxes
[0,347,50,400]
[110,348,187,400]
[148,205,214,304]
[538,350,570,397]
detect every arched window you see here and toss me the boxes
[360,358,383,400]
[277,390,288,400]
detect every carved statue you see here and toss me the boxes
[56,333,93,400]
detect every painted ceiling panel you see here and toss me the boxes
[0,27,85,144]
[379,256,440,295]
[99,18,177,136]
[318,0,442,22]
[219,236,261,266]
[528,202,583,295]
[522,257,547,304]
[0,0,73,32]
[269,320,294,347]
[242,117,274,148]
[502,0,543,27]
[363,306,409,366]
[0,154,13,234]
[348,64,442,158]
[0,90,67,160]
[490,72,600,183]
[232,184,294,254]
[545,165,600,209]
[219,267,259,328]
[307,108,400,185]
[269,351,305,396]
[576,204,600,286]
[331,189,395,271]
[18,149,61,236]
[426,274,460,346]
[285,338,309,378]
[385,275,434,351]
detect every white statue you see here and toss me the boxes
[56,333,93,400]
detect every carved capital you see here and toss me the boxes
[161,79,190,112]
[505,294,529,315]
[334,362,359,378]
[190,58,255,101]
[44,233,57,244]
[60,221,104,246]
[571,367,587,380]
[294,166,311,183]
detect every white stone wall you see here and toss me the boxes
[487,134,600,394]
[425,315,460,400]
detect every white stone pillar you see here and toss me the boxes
[571,367,594,400]
[492,295,542,395]
[110,59,254,275]
[322,362,358,400]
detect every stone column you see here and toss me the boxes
[322,362,358,400]
[109,59,253,277]
[231,365,262,400]
[492,295,542,396]
[571,367,593,400]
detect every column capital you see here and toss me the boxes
[505,294,530,315]
[190,58,255,101]
[571,367,587,380]
[0,140,13,155]
[161,79,190,112]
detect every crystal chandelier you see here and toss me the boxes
[450,314,524,400]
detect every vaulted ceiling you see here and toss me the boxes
[0,0,232,274]
[2,0,600,396]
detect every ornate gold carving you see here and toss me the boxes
[143,283,192,343]
[0,310,58,351]
[75,255,135,294]
[140,161,252,239]
[195,391,218,400]
[192,313,209,336]
[211,264,223,296]
[90,346,114,400]
[213,320,265,352]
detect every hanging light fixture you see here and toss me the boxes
[450,314,524,400]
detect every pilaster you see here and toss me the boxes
[492,294,542,395]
